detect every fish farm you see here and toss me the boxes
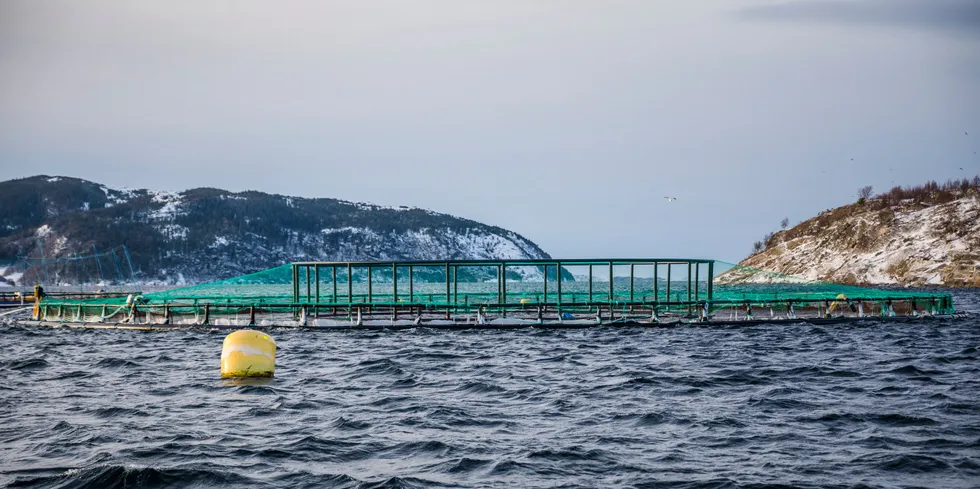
[10,258,956,330]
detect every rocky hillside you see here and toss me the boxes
[0,176,551,285]
[721,178,980,287]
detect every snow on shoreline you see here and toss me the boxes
[720,196,980,286]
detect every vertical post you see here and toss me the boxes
[687,262,692,312]
[666,264,672,304]
[315,265,320,303]
[497,265,501,304]
[687,262,691,303]
[543,265,548,303]
[629,263,635,302]
[332,266,337,303]
[608,261,613,302]
[367,265,373,303]
[556,262,562,306]
[392,263,398,303]
[347,263,353,304]
[453,265,458,305]
[707,261,714,303]
[694,262,700,302]
[409,265,414,302]
[446,263,453,319]
[588,264,593,303]
[653,262,659,302]
[445,263,451,304]
[306,265,311,303]
[292,264,299,303]
[501,263,507,305]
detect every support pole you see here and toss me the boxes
[493,265,499,305]
[347,263,353,304]
[543,265,548,303]
[453,265,458,306]
[556,261,562,307]
[306,266,311,303]
[367,265,372,303]
[501,263,507,306]
[653,262,659,303]
[445,263,452,319]
[666,264,672,306]
[588,264,593,303]
[392,263,398,303]
[292,264,299,303]
[332,266,338,303]
[608,261,614,303]
[409,265,414,302]
[694,262,699,302]
[707,261,714,303]
[687,262,692,315]
[315,265,320,304]
[629,264,635,302]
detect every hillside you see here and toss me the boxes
[0,176,552,285]
[721,178,980,287]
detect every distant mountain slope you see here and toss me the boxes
[720,179,980,287]
[0,176,551,285]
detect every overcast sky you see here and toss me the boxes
[1,0,978,263]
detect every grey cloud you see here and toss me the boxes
[740,0,980,34]
[0,1,977,263]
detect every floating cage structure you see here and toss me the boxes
[24,259,955,329]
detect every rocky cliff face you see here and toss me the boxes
[720,185,980,287]
[0,176,551,285]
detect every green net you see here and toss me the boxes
[710,260,943,302]
[37,259,954,317]
[145,264,294,303]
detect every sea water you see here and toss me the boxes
[1,290,978,488]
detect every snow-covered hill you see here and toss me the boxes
[0,176,552,285]
[719,184,980,287]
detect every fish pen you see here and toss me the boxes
[20,258,956,329]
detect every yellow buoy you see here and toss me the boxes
[220,330,276,378]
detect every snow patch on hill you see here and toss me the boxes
[0,176,553,286]
[148,190,184,220]
[719,195,980,286]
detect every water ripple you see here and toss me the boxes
[1,289,978,488]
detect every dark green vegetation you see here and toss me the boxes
[0,176,549,284]
[751,176,980,257]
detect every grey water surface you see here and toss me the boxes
[1,290,979,489]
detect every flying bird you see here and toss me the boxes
[664,197,677,202]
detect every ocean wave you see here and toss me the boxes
[2,299,979,489]
[7,464,254,489]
